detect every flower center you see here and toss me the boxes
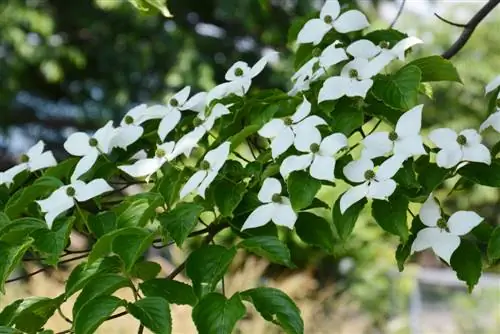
[234,67,244,77]
[20,154,29,163]
[389,131,399,141]
[379,41,390,49]
[88,138,98,147]
[124,115,134,125]
[457,135,467,145]
[271,193,282,203]
[323,15,333,24]
[200,160,211,170]
[193,117,203,127]
[170,98,179,107]
[364,169,376,181]
[349,69,359,79]
[284,117,293,126]
[155,148,166,158]
[66,186,76,197]
[312,47,322,57]
[436,218,449,232]
[310,143,320,153]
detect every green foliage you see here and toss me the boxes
[127,297,172,334]
[450,240,483,292]
[403,56,462,83]
[140,279,198,306]
[238,236,295,268]
[372,65,422,110]
[192,293,246,334]
[0,238,33,293]
[287,171,321,211]
[332,195,366,241]
[295,212,335,252]
[372,192,409,242]
[73,296,125,334]
[159,203,204,246]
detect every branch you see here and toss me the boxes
[434,13,467,28]
[389,0,406,28]
[441,0,500,59]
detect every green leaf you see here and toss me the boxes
[0,218,46,244]
[158,203,204,247]
[364,29,407,45]
[31,217,74,265]
[458,161,500,187]
[238,236,294,268]
[5,177,63,219]
[214,181,247,217]
[332,195,367,241]
[419,82,434,99]
[295,212,334,252]
[114,192,163,228]
[247,104,280,128]
[73,296,124,334]
[157,165,188,208]
[487,88,500,114]
[415,155,450,198]
[131,261,161,281]
[112,230,156,272]
[241,287,303,334]
[395,238,413,272]
[450,240,482,292]
[128,297,172,334]
[287,171,321,211]
[329,99,364,136]
[186,245,236,298]
[128,0,172,17]
[487,226,500,263]
[0,300,23,326]
[0,326,23,333]
[372,192,409,242]
[65,256,122,298]
[393,158,420,190]
[88,212,117,238]
[372,65,422,110]
[140,279,197,306]
[0,238,34,293]
[43,158,78,180]
[403,56,462,83]
[11,296,63,333]
[72,274,131,318]
[229,125,261,149]
[192,293,246,334]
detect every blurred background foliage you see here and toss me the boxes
[1,0,499,332]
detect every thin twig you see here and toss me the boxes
[389,0,406,28]
[138,324,145,334]
[107,310,128,320]
[58,306,73,324]
[434,13,467,28]
[6,268,46,283]
[441,0,500,59]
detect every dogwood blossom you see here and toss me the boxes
[480,110,500,133]
[340,156,404,213]
[223,53,276,96]
[37,179,113,228]
[180,142,230,199]
[485,75,500,99]
[297,0,369,45]
[0,141,57,187]
[361,105,426,159]
[411,194,483,264]
[258,98,326,158]
[241,177,297,230]
[64,121,116,182]
[118,142,175,182]
[280,132,347,181]
[428,128,491,169]
[318,58,377,102]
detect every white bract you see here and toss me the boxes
[0,141,57,187]
[64,121,116,182]
[241,177,297,230]
[480,110,500,133]
[485,75,500,100]
[258,98,326,158]
[411,194,483,264]
[318,58,377,102]
[223,53,275,96]
[361,105,427,159]
[428,128,491,169]
[37,179,113,228]
[340,156,404,213]
[297,0,369,45]
[180,142,231,199]
[280,132,347,181]
[118,142,175,182]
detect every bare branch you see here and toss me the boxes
[441,0,500,59]
[434,13,467,28]
[389,0,406,28]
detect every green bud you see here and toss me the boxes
[323,15,333,24]
[155,148,166,158]
[66,186,76,197]
[389,131,398,141]
[457,135,467,145]
[271,193,282,203]
[310,143,320,153]
[364,170,376,180]
[200,160,211,170]
[89,138,98,147]
[20,154,29,163]
[124,115,134,125]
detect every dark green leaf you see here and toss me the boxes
[128,0,172,17]
[238,236,294,268]
[0,218,46,244]
[114,192,163,228]
[0,326,23,333]
[372,65,422,110]
[112,230,155,272]
[415,155,450,198]
[329,99,364,136]
[0,239,34,293]
[32,217,74,265]
[287,171,321,211]
[229,125,261,149]
[43,158,78,180]
[157,164,188,208]
[0,299,23,326]
[364,29,407,45]
[332,195,366,241]
[372,192,409,242]
[295,212,334,252]
[11,296,63,333]
[158,203,204,246]
[450,240,482,292]
[128,297,172,334]
[186,245,236,298]
[131,261,161,281]
[487,226,500,263]
[73,296,124,334]
[458,161,500,187]
[241,287,303,334]
[403,56,462,83]
[214,181,247,217]
[88,212,117,238]
[140,279,197,306]
[192,293,246,334]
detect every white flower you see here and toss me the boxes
[297,0,369,45]
[180,142,231,199]
[0,141,57,187]
[241,177,297,230]
[480,110,500,133]
[340,156,404,214]
[118,142,175,182]
[411,194,483,264]
[37,179,113,228]
[64,121,116,182]
[223,53,276,96]
[428,128,491,169]
[361,105,427,159]
[258,98,326,158]
[158,86,206,141]
[280,132,347,181]
[485,75,500,100]
[318,58,377,102]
